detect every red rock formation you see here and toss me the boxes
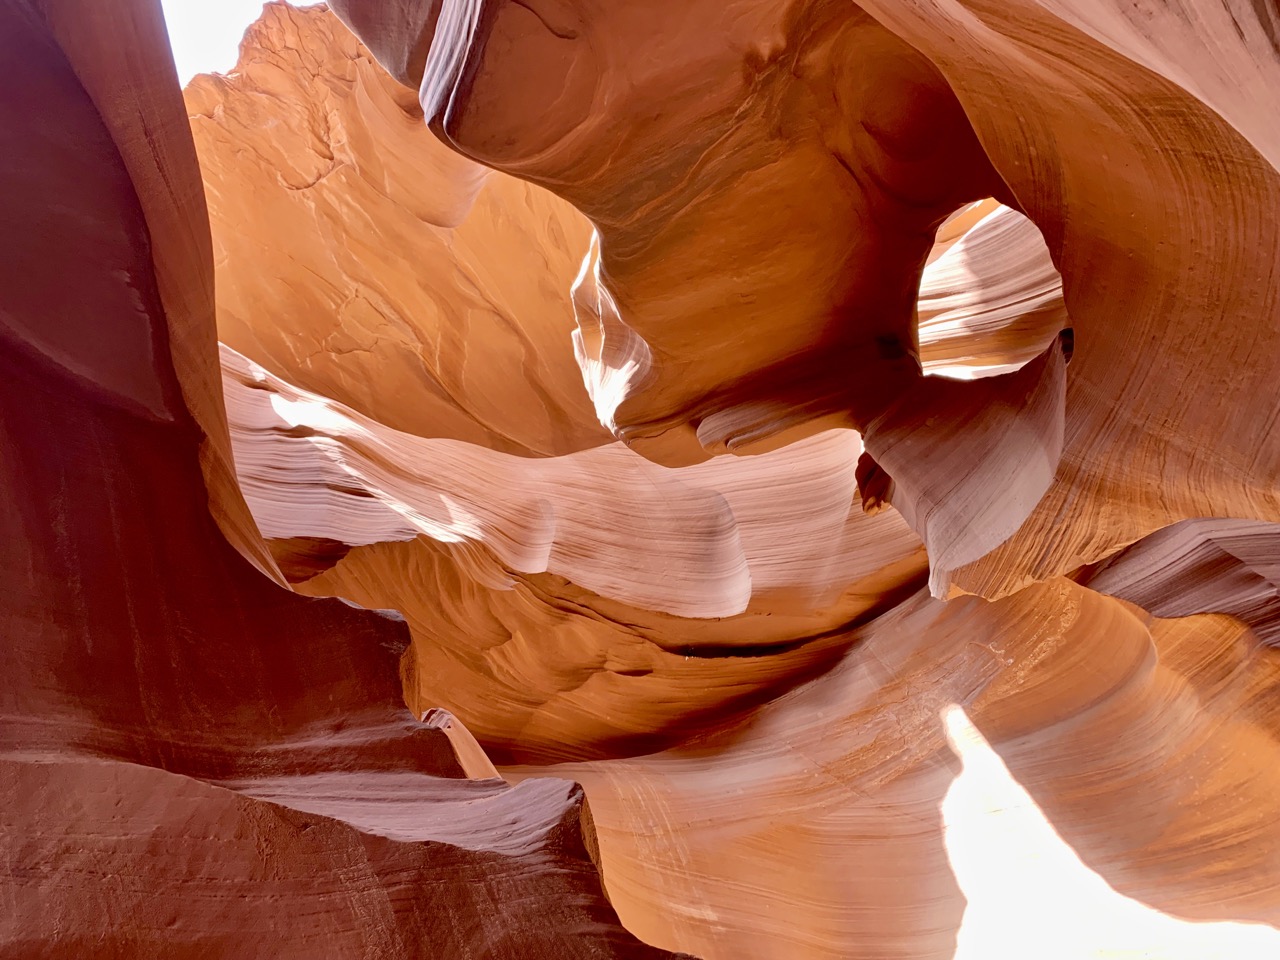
[186,7,605,456]
[534,584,1280,957]
[219,339,926,759]
[0,1,686,955]
[290,2,1280,955]
[1079,519,1280,646]
[854,0,1280,596]
[327,0,1280,597]
[6,0,1280,957]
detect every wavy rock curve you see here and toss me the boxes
[6,0,1280,958]
[0,2,688,955]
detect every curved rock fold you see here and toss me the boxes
[4,0,1280,958]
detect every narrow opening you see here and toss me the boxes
[918,201,1069,381]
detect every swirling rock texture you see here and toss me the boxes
[0,1,685,956]
[4,0,1280,958]
[186,5,606,456]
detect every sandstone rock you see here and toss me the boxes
[331,0,1280,597]
[521,582,1280,957]
[221,338,926,759]
[6,0,1280,957]
[0,2,688,955]
[187,5,606,456]
[1079,518,1280,646]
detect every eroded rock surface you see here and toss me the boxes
[5,0,1280,958]
[0,2,687,956]
[186,7,605,456]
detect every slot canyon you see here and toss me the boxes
[2,0,1280,956]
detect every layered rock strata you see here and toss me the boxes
[4,0,1280,958]
[0,2,687,956]
[326,0,1280,599]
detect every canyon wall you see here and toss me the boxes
[3,0,1280,958]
